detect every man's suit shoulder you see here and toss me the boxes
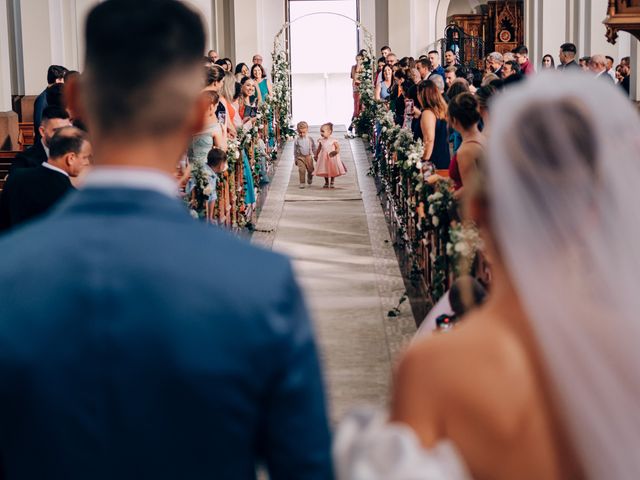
[11,143,46,171]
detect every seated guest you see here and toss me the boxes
[10,106,72,173]
[33,65,68,142]
[0,127,91,231]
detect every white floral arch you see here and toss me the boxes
[269,12,374,140]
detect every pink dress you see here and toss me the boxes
[314,137,347,178]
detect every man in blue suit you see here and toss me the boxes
[0,1,333,478]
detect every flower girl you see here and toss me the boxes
[314,122,346,189]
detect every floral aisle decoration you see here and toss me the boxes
[269,34,295,143]
[359,97,483,302]
[447,222,483,277]
[352,47,377,138]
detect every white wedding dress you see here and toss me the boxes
[335,73,640,480]
[334,408,470,480]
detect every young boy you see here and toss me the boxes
[294,121,316,189]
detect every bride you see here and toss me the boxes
[335,73,640,479]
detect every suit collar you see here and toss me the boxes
[51,187,192,223]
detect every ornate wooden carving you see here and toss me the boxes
[604,0,640,44]
[487,1,524,54]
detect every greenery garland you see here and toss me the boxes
[364,100,482,301]
[269,36,296,142]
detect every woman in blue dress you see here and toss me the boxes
[251,63,275,147]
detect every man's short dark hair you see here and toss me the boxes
[606,55,614,64]
[207,147,226,169]
[561,43,577,54]
[513,45,528,55]
[47,65,68,85]
[83,0,206,137]
[417,58,431,70]
[428,50,439,56]
[505,60,521,74]
[46,84,65,108]
[41,105,70,124]
[48,127,88,159]
[381,45,390,52]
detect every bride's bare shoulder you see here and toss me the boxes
[392,311,534,441]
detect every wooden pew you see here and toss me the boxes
[0,152,18,191]
[18,122,35,150]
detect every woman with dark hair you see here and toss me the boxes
[250,63,271,103]
[234,63,250,82]
[389,69,409,125]
[215,58,229,72]
[475,84,498,135]
[541,54,555,70]
[223,58,234,72]
[414,80,450,170]
[375,64,394,101]
[446,92,483,195]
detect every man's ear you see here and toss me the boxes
[64,74,86,123]
[64,152,76,169]
[39,124,46,139]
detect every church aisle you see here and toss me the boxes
[253,127,415,423]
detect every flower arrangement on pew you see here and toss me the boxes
[359,104,483,303]
[352,48,378,139]
[270,38,296,143]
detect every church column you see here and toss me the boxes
[388,0,439,57]
[0,0,19,149]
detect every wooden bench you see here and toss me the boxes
[18,122,35,150]
[0,152,18,191]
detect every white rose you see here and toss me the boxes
[203,185,213,196]
[235,150,240,159]
[428,204,435,215]
[190,210,199,219]
[432,216,440,227]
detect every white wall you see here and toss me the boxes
[0,0,13,110]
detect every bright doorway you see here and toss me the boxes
[288,0,359,127]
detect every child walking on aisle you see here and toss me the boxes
[315,122,346,189]
[294,121,316,189]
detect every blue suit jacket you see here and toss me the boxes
[0,187,333,479]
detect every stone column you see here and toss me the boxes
[0,0,19,150]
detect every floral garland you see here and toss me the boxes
[364,105,482,301]
[269,36,296,143]
[352,48,377,137]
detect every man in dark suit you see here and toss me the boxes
[33,65,68,142]
[557,43,581,71]
[0,127,90,231]
[0,1,333,479]
[10,106,72,173]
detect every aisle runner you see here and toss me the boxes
[253,127,415,423]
